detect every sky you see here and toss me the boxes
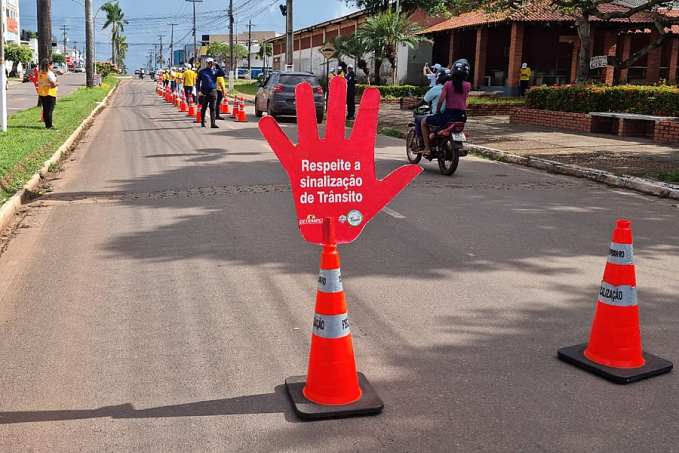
[20,0,359,70]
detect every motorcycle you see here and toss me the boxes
[405,105,468,176]
[139,72,144,80]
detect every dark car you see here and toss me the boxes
[255,71,324,123]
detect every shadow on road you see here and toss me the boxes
[0,386,299,424]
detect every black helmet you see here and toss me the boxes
[452,59,470,79]
[436,68,451,85]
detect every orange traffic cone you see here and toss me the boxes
[236,97,247,122]
[226,96,231,115]
[195,106,203,124]
[180,91,188,112]
[187,98,196,117]
[285,218,383,420]
[230,95,238,119]
[558,219,673,384]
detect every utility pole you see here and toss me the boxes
[168,23,178,66]
[285,0,293,69]
[184,0,200,65]
[85,0,94,87]
[247,20,252,73]
[153,44,158,68]
[37,0,52,64]
[62,25,70,55]
[229,0,234,90]
[158,35,165,67]
[1,0,7,132]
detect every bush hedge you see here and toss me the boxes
[526,84,679,116]
[356,84,429,99]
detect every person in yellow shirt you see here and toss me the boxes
[169,68,177,91]
[520,62,531,96]
[215,64,226,120]
[183,66,196,104]
[175,69,184,95]
[162,70,169,89]
[38,57,59,130]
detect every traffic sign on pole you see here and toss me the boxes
[319,43,337,60]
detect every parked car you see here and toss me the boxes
[74,66,85,73]
[53,65,64,75]
[134,69,141,75]
[255,71,324,123]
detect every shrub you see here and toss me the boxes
[356,84,429,99]
[526,84,679,116]
[96,62,117,78]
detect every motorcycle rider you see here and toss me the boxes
[422,59,471,157]
[411,68,450,151]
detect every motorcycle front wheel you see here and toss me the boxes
[438,138,460,176]
[406,129,422,164]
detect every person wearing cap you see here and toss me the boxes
[423,63,442,88]
[346,63,358,120]
[183,66,197,104]
[196,57,226,128]
[520,62,531,96]
[328,67,336,82]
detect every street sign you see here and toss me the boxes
[319,43,337,60]
[259,77,421,244]
[590,55,608,69]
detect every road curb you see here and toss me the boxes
[0,82,120,235]
[465,144,679,200]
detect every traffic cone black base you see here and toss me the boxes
[558,343,673,385]
[285,372,383,421]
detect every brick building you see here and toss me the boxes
[265,10,446,85]
[421,3,679,95]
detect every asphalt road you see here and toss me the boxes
[0,79,677,452]
[6,73,86,116]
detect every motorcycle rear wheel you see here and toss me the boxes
[406,129,422,164]
[438,139,460,176]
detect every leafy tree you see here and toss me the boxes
[206,42,248,70]
[52,53,66,64]
[332,34,371,81]
[101,1,128,69]
[346,0,464,16]
[118,35,128,68]
[487,0,679,83]
[357,9,432,85]
[4,43,34,76]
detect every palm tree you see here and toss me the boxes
[332,34,371,82]
[257,41,273,74]
[101,2,128,69]
[357,10,432,85]
[118,35,128,71]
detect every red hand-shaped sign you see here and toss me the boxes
[259,76,422,245]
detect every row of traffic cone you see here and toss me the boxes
[156,79,248,124]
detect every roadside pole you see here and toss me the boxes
[0,0,7,132]
[318,42,337,113]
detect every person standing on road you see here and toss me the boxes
[176,68,184,97]
[183,66,196,104]
[215,64,226,120]
[346,64,357,121]
[38,57,59,131]
[328,67,336,82]
[196,58,226,128]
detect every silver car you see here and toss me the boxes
[255,71,324,123]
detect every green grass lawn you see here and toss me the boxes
[227,80,260,96]
[0,76,119,206]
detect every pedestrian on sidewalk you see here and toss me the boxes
[38,57,59,131]
[196,58,226,128]
[346,64,357,121]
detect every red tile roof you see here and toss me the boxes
[421,2,676,33]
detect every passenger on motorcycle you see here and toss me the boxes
[410,68,450,151]
[422,59,471,157]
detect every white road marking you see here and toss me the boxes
[382,207,405,218]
